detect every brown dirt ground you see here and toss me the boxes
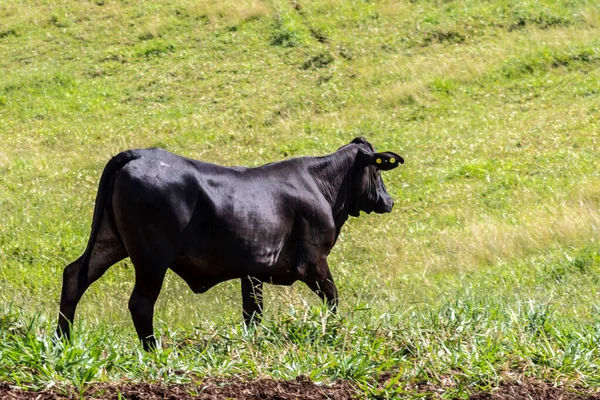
[1,377,599,399]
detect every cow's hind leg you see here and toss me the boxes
[241,276,263,326]
[128,263,168,351]
[57,240,127,339]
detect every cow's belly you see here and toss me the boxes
[169,241,293,292]
[169,255,237,293]
[169,237,307,293]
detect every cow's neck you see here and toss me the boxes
[310,146,358,237]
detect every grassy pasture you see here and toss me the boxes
[0,0,599,397]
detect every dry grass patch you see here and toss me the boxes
[380,81,432,108]
[190,0,271,26]
[375,1,412,20]
[404,188,600,275]
[138,17,173,40]
[580,6,600,29]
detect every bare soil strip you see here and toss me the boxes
[1,378,598,399]
[470,380,600,400]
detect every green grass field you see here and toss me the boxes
[1,0,599,398]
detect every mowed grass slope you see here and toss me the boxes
[0,0,599,397]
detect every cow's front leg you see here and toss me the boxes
[304,261,338,312]
[241,276,263,326]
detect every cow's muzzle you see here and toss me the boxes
[374,198,394,214]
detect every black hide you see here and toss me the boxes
[56,137,403,350]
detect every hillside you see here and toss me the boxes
[0,0,599,398]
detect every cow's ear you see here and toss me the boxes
[359,150,404,170]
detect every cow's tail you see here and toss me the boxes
[78,150,140,284]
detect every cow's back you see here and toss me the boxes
[110,149,333,279]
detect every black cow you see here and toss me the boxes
[57,137,403,350]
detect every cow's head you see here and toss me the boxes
[348,137,404,217]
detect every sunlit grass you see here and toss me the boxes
[0,0,599,397]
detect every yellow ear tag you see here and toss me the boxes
[390,158,396,164]
[376,158,382,164]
